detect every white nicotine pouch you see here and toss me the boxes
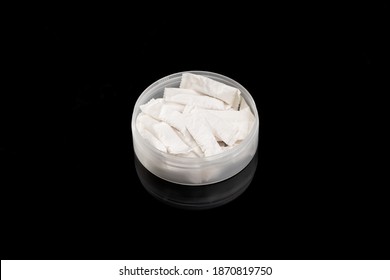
[184,106,223,157]
[180,73,241,109]
[152,122,192,155]
[136,113,167,153]
[139,98,164,119]
[164,88,230,110]
[203,110,239,146]
[158,105,186,133]
[164,87,203,97]
[204,109,255,141]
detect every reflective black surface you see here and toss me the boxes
[2,9,387,260]
[135,152,258,210]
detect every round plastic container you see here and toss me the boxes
[131,71,259,185]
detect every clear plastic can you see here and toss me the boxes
[131,71,259,186]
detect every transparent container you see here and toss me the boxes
[131,71,259,186]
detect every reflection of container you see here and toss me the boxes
[135,151,258,209]
[131,71,259,186]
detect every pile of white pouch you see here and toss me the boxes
[136,73,255,158]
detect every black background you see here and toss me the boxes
[1,4,388,260]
